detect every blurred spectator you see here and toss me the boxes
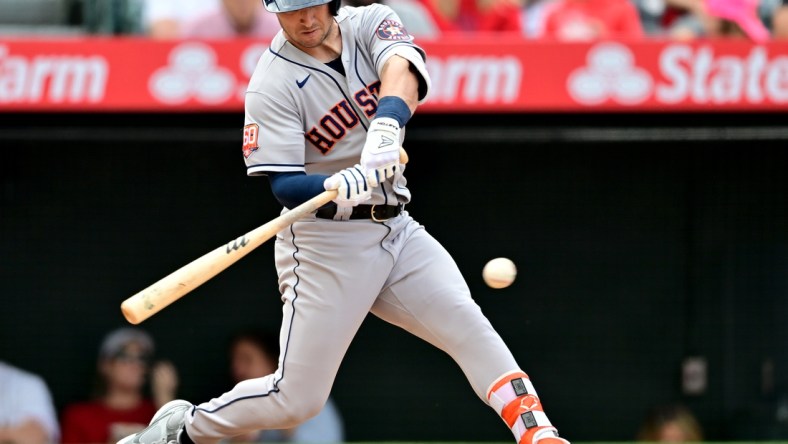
[142,0,218,39]
[669,0,770,41]
[224,329,345,443]
[774,0,788,37]
[629,0,710,36]
[521,0,558,37]
[81,0,144,34]
[0,361,59,444]
[60,328,179,444]
[424,0,524,33]
[182,0,280,39]
[705,0,770,40]
[637,403,703,442]
[630,0,668,34]
[539,0,645,40]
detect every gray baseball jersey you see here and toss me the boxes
[180,5,564,444]
[242,4,431,206]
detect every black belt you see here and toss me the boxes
[315,203,403,221]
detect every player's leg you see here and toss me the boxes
[121,219,395,444]
[370,215,568,444]
[183,220,395,443]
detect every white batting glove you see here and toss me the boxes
[323,165,373,208]
[361,117,401,187]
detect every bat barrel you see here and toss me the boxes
[121,300,144,325]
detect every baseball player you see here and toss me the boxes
[119,1,570,444]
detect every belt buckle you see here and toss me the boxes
[370,204,390,222]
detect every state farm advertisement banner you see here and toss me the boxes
[1,37,787,112]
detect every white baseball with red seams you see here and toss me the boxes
[483,257,517,289]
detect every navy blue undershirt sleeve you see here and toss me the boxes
[268,171,331,209]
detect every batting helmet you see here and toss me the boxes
[263,0,341,14]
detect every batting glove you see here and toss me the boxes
[361,117,401,187]
[323,165,373,208]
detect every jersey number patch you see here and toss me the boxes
[243,124,260,158]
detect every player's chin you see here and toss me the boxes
[298,35,322,48]
[301,28,332,46]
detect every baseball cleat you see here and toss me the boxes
[528,426,570,444]
[536,438,571,444]
[117,399,192,444]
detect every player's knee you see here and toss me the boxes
[277,392,326,426]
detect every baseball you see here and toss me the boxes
[482,257,517,289]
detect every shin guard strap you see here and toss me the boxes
[487,371,554,444]
[487,371,539,417]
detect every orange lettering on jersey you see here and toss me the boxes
[354,90,376,118]
[305,99,361,155]
[305,127,335,154]
[242,123,259,158]
[353,81,381,118]
[320,115,345,139]
[368,80,381,96]
[331,101,359,129]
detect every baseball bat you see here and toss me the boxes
[120,149,409,325]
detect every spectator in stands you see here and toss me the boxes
[224,329,345,443]
[182,0,280,39]
[61,328,179,444]
[629,0,669,35]
[142,0,219,39]
[81,0,145,35]
[0,361,59,444]
[637,403,704,442]
[775,0,788,37]
[669,0,770,41]
[521,0,558,37]
[539,0,645,40]
[629,0,735,37]
[424,0,524,33]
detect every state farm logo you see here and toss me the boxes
[568,42,788,105]
[149,43,236,104]
[427,56,521,104]
[657,45,788,103]
[568,42,652,105]
[0,45,108,104]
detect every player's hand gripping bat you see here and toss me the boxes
[120,149,409,324]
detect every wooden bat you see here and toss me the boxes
[121,149,408,325]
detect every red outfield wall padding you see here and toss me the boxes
[1,37,787,112]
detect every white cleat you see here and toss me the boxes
[531,426,571,444]
[117,399,193,444]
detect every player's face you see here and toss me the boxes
[277,4,336,52]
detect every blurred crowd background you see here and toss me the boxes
[0,0,787,43]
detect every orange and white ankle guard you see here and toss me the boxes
[486,371,567,444]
